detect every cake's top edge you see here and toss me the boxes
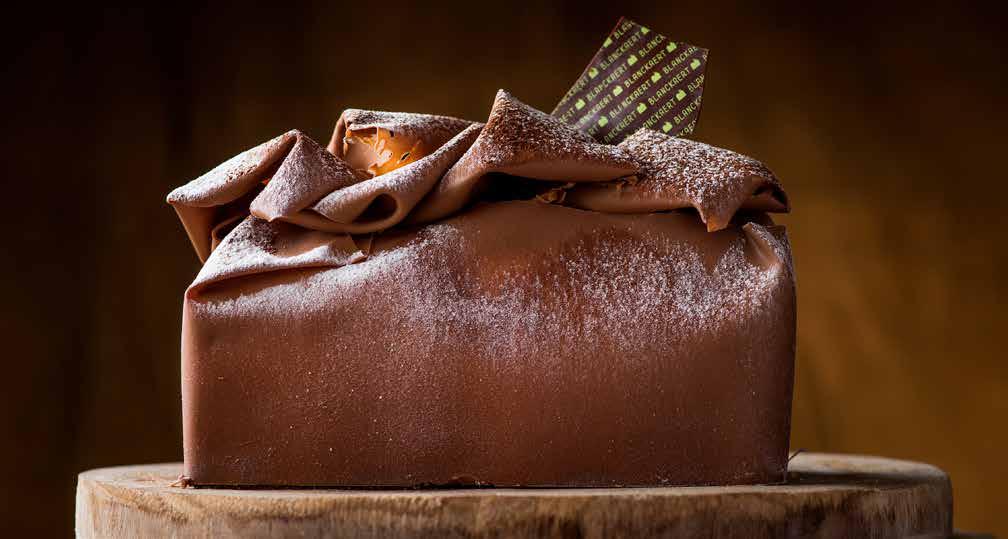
[167,89,787,262]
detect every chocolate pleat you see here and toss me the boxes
[249,134,368,222]
[406,90,638,224]
[564,128,789,232]
[742,222,794,276]
[167,131,298,262]
[298,124,483,234]
[169,124,482,259]
[189,217,363,294]
[166,130,365,263]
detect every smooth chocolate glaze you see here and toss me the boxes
[168,90,795,487]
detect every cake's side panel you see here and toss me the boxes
[180,202,797,487]
[736,222,798,482]
[180,298,199,480]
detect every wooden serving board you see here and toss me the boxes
[76,453,951,538]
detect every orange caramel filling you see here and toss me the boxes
[343,127,426,177]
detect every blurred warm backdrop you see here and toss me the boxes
[3,2,1005,537]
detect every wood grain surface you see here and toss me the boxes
[76,453,951,538]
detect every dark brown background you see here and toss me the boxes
[3,2,1005,537]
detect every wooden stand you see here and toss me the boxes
[76,453,951,538]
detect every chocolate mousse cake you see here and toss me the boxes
[168,89,794,487]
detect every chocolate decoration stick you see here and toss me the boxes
[553,17,709,143]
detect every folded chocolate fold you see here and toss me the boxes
[407,90,638,224]
[564,128,789,231]
[170,91,790,264]
[189,218,363,294]
[249,134,368,222]
[169,115,478,258]
[167,130,299,262]
[305,124,483,234]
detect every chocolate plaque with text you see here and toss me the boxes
[553,18,708,143]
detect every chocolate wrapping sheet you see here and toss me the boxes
[168,90,795,487]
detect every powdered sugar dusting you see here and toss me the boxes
[341,109,473,145]
[168,131,295,206]
[313,124,483,223]
[205,212,786,366]
[619,129,786,227]
[252,132,365,219]
[190,218,360,293]
[475,90,637,170]
[405,91,641,223]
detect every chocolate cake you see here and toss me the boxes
[168,90,795,487]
